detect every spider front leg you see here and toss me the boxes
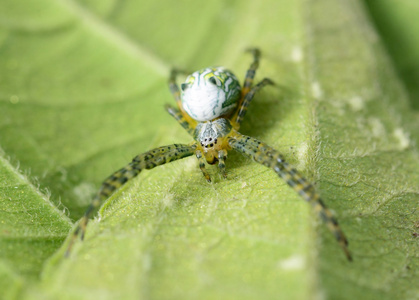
[65,143,196,256]
[228,133,352,261]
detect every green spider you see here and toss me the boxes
[66,48,352,261]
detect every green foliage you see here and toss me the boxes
[365,0,419,110]
[0,0,418,299]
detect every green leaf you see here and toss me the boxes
[0,0,418,299]
[0,150,72,299]
[305,1,419,299]
[365,0,419,111]
[364,0,419,141]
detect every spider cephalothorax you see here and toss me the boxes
[66,48,352,261]
[194,118,232,167]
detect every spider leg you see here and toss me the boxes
[230,48,274,128]
[165,104,195,136]
[243,48,261,91]
[168,68,188,109]
[233,78,275,127]
[228,133,352,261]
[218,149,228,178]
[168,69,197,128]
[65,143,196,256]
[196,149,211,182]
[230,48,260,125]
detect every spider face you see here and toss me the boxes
[194,118,233,164]
[181,67,241,122]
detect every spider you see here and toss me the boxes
[66,48,352,261]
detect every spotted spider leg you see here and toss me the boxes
[195,149,211,182]
[231,48,275,128]
[166,104,214,183]
[218,149,228,178]
[228,132,352,261]
[65,144,196,256]
[168,69,197,128]
[165,104,195,136]
[234,78,275,127]
[242,48,261,91]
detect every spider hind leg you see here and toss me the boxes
[168,69,197,128]
[230,49,275,129]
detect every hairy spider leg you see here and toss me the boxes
[195,149,211,182]
[230,48,260,125]
[165,104,195,136]
[243,48,261,91]
[234,78,275,128]
[228,132,352,261]
[218,149,228,178]
[65,144,196,256]
[168,69,197,128]
[230,48,274,129]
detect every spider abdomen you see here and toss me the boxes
[181,67,241,122]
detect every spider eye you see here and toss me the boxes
[208,77,217,85]
[180,83,189,91]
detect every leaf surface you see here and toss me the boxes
[305,1,419,299]
[0,150,71,300]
